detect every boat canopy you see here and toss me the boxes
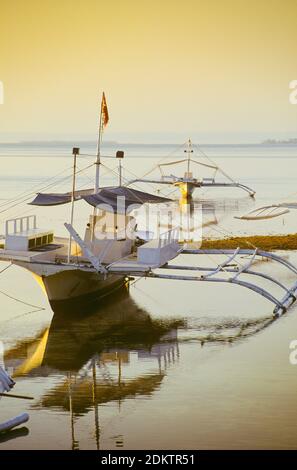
[29,188,94,206]
[29,186,171,212]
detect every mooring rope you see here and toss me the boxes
[0,263,46,323]
[0,289,46,311]
[0,307,45,325]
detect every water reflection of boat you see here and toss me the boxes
[2,286,281,449]
[41,289,182,373]
[3,289,182,449]
[5,288,182,376]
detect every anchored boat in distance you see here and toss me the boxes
[127,139,256,200]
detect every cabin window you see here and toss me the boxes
[42,235,47,245]
[36,237,42,246]
[48,234,53,243]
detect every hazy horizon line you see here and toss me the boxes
[1,139,297,147]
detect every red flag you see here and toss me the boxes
[101,92,109,128]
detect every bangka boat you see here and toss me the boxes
[0,95,296,316]
[0,95,173,310]
[127,139,256,199]
[0,184,172,310]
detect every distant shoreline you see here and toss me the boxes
[1,141,297,148]
[262,138,297,145]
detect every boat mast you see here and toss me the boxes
[67,147,79,263]
[186,138,193,174]
[116,150,124,186]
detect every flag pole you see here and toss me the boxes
[91,92,108,241]
[92,93,106,242]
[95,97,103,194]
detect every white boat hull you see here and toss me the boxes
[14,261,126,311]
[44,269,125,310]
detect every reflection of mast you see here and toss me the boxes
[92,359,100,450]
[68,373,79,450]
[117,353,122,386]
[117,352,122,414]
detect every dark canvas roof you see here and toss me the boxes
[30,186,171,212]
[29,188,94,206]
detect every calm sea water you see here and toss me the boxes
[0,142,297,449]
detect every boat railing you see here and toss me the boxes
[5,215,37,236]
[159,226,180,248]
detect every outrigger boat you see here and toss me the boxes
[0,96,296,316]
[235,202,297,220]
[0,95,172,310]
[127,139,256,199]
[1,204,297,316]
[0,182,171,311]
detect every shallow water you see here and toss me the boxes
[0,143,297,449]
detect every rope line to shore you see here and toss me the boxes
[0,262,46,321]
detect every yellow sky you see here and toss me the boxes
[1,0,297,142]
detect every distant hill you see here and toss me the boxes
[262,138,297,144]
